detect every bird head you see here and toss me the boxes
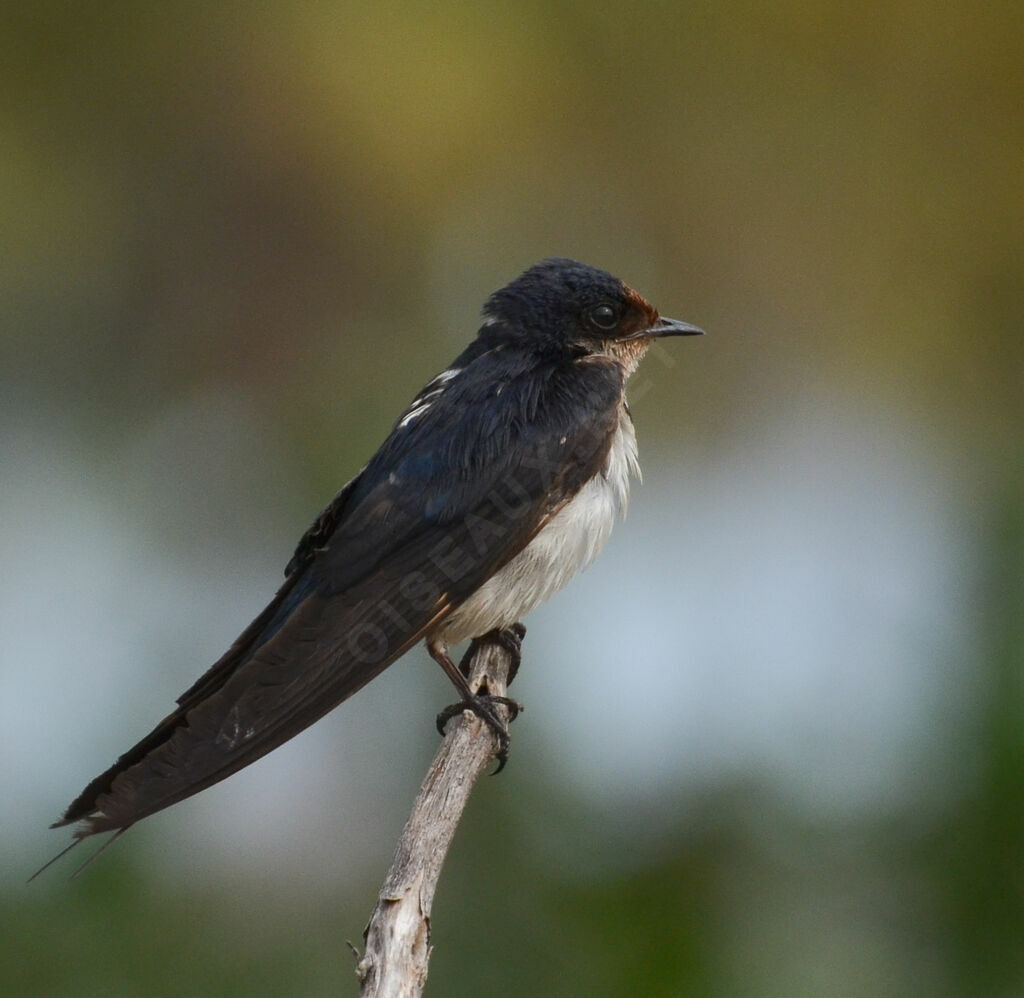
[480,258,703,371]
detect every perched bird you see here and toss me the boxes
[46,258,703,859]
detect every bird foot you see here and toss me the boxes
[458,622,526,683]
[435,694,522,772]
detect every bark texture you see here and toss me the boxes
[356,627,521,998]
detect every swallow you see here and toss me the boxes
[45,257,704,861]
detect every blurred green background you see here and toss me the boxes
[3,2,1022,996]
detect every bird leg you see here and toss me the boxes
[429,628,524,769]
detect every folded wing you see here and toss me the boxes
[57,350,623,837]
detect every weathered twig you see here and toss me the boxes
[356,625,524,998]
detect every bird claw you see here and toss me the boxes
[457,623,527,682]
[435,694,523,772]
[494,623,526,684]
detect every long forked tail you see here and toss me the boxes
[28,827,130,883]
[46,566,450,850]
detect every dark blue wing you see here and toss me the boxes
[57,346,624,835]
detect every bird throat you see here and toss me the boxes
[605,337,652,377]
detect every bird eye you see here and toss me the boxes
[588,304,619,331]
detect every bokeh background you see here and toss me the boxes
[3,3,1022,996]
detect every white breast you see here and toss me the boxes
[436,404,639,644]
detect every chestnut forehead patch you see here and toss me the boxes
[623,284,658,322]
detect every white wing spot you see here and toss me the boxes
[430,368,461,386]
[398,368,462,428]
[399,402,431,428]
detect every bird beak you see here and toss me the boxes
[624,316,706,340]
[645,316,705,338]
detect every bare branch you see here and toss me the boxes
[356,627,522,998]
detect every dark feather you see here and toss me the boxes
[56,345,623,837]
